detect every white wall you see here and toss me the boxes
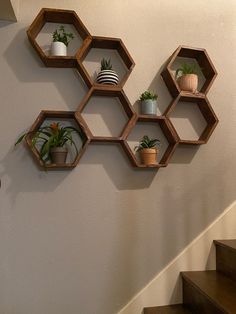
[0,1,236,313]
[119,201,236,313]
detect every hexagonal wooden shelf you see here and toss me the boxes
[161,45,217,97]
[75,86,136,142]
[27,8,91,67]
[164,93,218,145]
[121,115,179,168]
[25,110,90,169]
[76,36,135,88]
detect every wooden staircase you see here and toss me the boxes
[144,240,236,314]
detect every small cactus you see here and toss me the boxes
[101,58,113,71]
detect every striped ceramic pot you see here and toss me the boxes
[96,70,119,85]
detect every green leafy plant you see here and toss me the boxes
[52,25,74,47]
[101,58,113,71]
[134,135,160,152]
[175,63,199,78]
[15,122,83,163]
[139,90,158,101]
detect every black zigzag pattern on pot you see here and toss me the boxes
[96,70,119,85]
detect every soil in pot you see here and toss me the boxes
[178,74,198,93]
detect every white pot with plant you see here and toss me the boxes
[96,58,119,85]
[135,135,161,166]
[175,63,199,93]
[139,90,158,115]
[51,25,74,56]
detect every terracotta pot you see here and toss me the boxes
[51,41,67,56]
[50,147,68,164]
[140,148,158,165]
[178,74,198,93]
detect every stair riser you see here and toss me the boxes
[216,245,236,282]
[183,280,224,314]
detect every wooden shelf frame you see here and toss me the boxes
[25,110,90,169]
[164,93,219,145]
[75,86,136,142]
[76,36,135,89]
[27,8,92,68]
[121,115,179,169]
[161,45,217,97]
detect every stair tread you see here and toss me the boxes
[182,270,236,312]
[214,239,236,251]
[144,304,192,314]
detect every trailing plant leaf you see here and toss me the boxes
[52,25,74,47]
[15,122,84,164]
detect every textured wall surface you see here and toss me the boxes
[0,1,236,313]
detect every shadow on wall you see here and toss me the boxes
[80,143,157,190]
[3,28,88,111]
[0,145,70,204]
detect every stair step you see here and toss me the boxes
[182,270,236,313]
[144,304,192,314]
[214,239,236,282]
[214,239,236,251]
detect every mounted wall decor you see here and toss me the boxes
[161,45,218,145]
[16,8,218,170]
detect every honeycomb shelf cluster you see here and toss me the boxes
[26,8,218,170]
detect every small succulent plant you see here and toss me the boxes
[101,58,113,71]
[139,90,158,101]
[134,135,160,152]
[175,63,199,78]
[52,25,74,47]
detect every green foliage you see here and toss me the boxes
[52,25,74,47]
[139,90,158,101]
[15,122,84,163]
[175,63,199,78]
[134,135,160,152]
[101,58,113,71]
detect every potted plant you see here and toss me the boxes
[135,135,160,165]
[139,90,158,115]
[15,122,82,164]
[175,63,199,93]
[51,25,74,56]
[96,58,119,85]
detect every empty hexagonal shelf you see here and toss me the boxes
[76,36,135,88]
[164,94,218,144]
[75,87,135,142]
[25,110,90,169]
[27,8,91,67]
[161,46,217,97]
[121,115,178,168]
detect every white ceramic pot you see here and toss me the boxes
[141,99,157,115]
[51,41,67,56]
